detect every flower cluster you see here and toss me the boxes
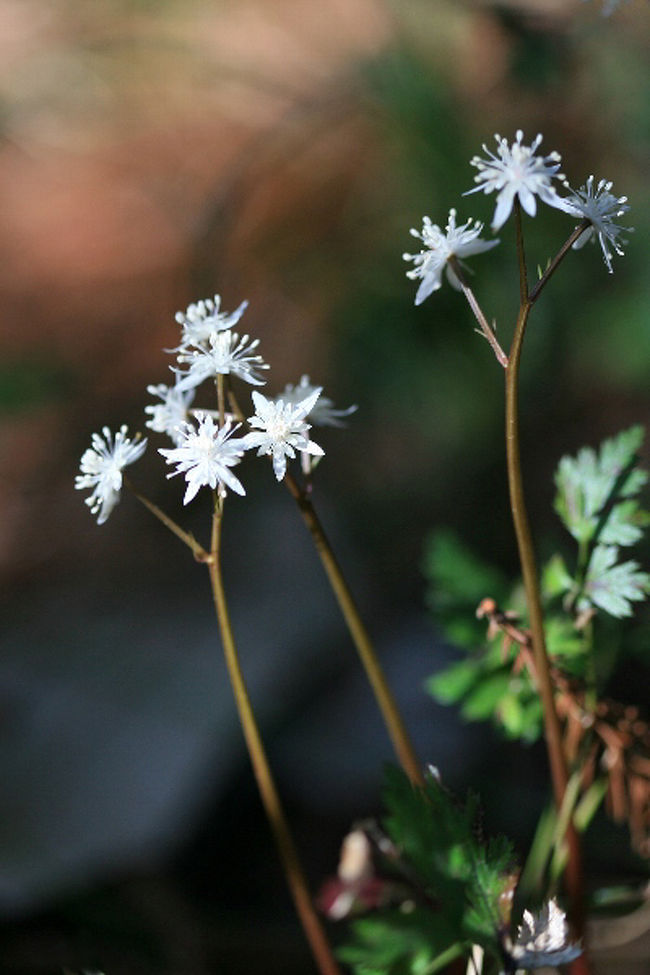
[76,296,356,522]
[404,129,632,302]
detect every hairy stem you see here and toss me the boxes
[284,473,424,787]
[208,501,341,975]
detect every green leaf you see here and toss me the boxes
[542,554,574,601]
[340,770,517,974]
[544,616,586,660]
[554,426,648,547]
[338,909,452,975]
[423,530,509,649]
[497,693,526,737]
[426,659,480,704]
[581,544,650,618]
[598,499,648,546]
[460,671,511,721]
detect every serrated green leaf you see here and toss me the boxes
[338,909,441,974]
[554,426,647,548]
[581,544,650,618]
[361,768,514,972]
[599,499,646,546]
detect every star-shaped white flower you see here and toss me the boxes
[144,383,196,444]
[506,898,582,970]
[75,425,147,524]
[243,388,325,481]
[465,130,568,230]
[276,376,357,427]
[159,413,246,503]
[403,209,499,306]
[174,330,269,392]
[563,175,631,273]
[175,295,248,348]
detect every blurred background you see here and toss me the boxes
[1,0,649,971]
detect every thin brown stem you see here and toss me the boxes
[448,256,508,368]
[508,205,588,970]
[125,477,207,560]
[529,219,591,306]
[514,201,529,304]
[208,502,341,975]
[284,473,424,787]
[216,374,226,427]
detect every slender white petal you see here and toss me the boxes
[145,383,196,444]
[276,376,357,427]
[159,413,246,501]
[563,175,631,273]
[403,208,499,306]
[465,130,568,230]
[75,425,147,524]
[507,898,582,969]
[175,295,248,348]
[243,389,325,481]
[174,330,269,391]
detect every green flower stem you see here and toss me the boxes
[508,203,587,966]
[284,473,424,787]
[208,500,341,975]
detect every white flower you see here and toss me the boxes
[144,383,196,444]
[563,175,631,273]
[403,209,499,306]
[466,130,568,230]
[175,295,248,348]
[75,425,147,524]
[243,388,325,481]
[159,413,246,503]
[506,898,582,970]
[174,330,269,392]
[276,376,357,427]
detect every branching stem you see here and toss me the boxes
[508,203,588,969]
[126,477,207,560]
[448,256,508,368]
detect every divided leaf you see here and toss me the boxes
[580,545,650,619]
[554,426,650,620]
[341,769,515,975]
[554,425,647,547]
